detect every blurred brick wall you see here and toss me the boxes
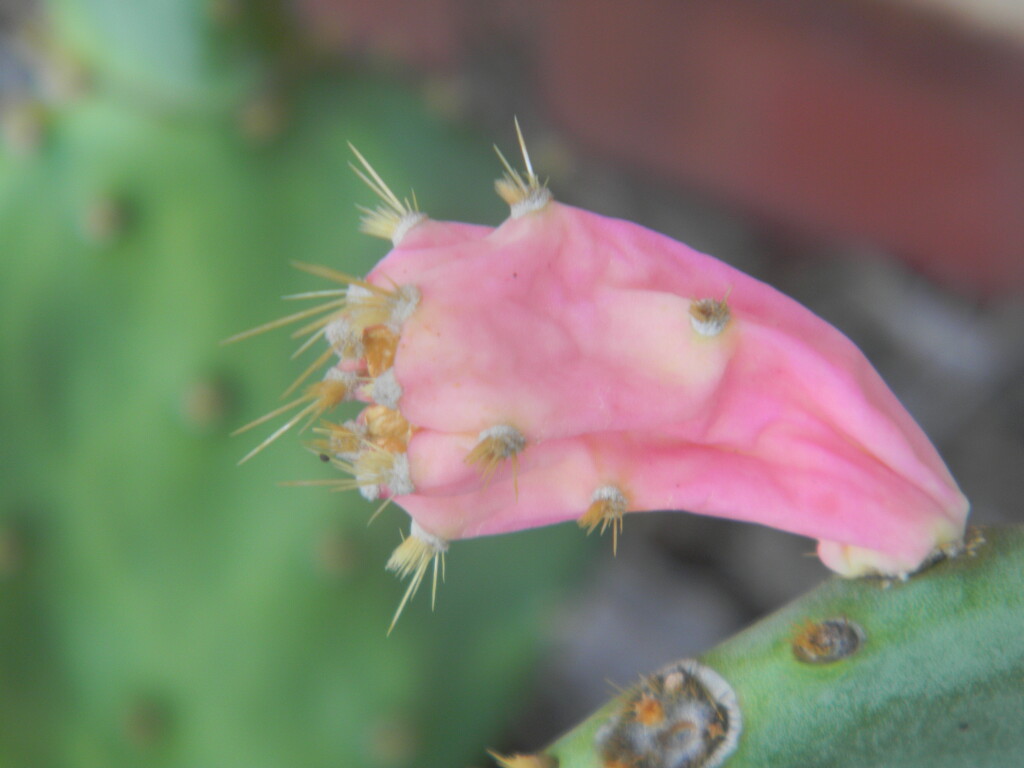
[297,0,1024,297]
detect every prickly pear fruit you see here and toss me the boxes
[238,123,968,624]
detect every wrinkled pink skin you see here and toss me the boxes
[352,202,968,576]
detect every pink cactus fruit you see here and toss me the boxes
[229,125,969,629]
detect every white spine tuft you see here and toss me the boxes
[509,187,553,218]
[372,369,403,409]
[391,212,428,246]
[325,316,363,358]
[388,285,421,330]
[689,298,731,337]
[594,659,741,768]
[385,453,414,496]
[681,660,742,766]
[346,284,373,302]
[476,424,526,456]
[410,520,449,553]
[591,485,628,506]
[324,367,358,391]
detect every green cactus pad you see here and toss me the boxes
[0,36,583,768]
[544,525,1024,768]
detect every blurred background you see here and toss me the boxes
[1,1,1022,766]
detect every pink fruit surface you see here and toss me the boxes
[233,126,969,625]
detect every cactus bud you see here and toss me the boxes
[232,125,970,624]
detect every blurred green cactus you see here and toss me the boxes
[0,2,586,766]
[44,0,263,111]
[530,525,1024,768]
